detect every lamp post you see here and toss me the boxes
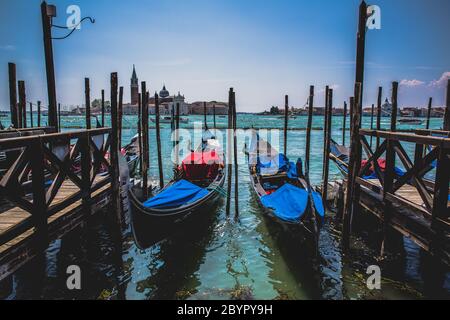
[41,1,58,131]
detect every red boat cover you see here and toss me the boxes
[182,151,223,180]
[361,158,386,172]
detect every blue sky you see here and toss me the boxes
[0,0,449,111]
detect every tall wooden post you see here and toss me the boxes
[322,89,333,204]
[110,72,121,224]
[155,93,164,189]
[175,102,180,173]
[376,87,382,148]
[29,102,34,128]
[58,103,61,131]
[283,95,289,156]
[213,104,216,130]
[41,1,58,131]
[342,101,347,146]
[137,93,143,176]
[355,1,367,106]
[118,86,124,146]
[322,86,329,182]
[101,89,105,127]
[37,101,42,127]
[85,78,91,129]
[426,97,432,130]
[443,79,450,131]
[203,101,208,130]
[305,86,314,177]
[8,63,19,128]
[370,103,374,147]
[141,82,149,199]
[226,88,234,217]
[18,81,26,129]
[380,81,398,257]
[232,91,239,219]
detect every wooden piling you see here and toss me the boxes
[226,88,234,217]
[58,103,61,131]
[8,63,19,128]
[137,93,143,176]
[322,86,329,183]
[305,86,314,177]
[110,72,122,224]
[18,81,26,129]
[342,101,347,145]
[29,102,34,128]
[370,104,375,147]
[426,97,432,130]
[203,101,208,130]
[355,1,367,104]
[175,102,180,172]
[37,101,41,127]
[284,95,289,156]
[322,89,333,204]
[213,104,217,130]
[118,86,124,146]
[141,82,149,199]
[85,78,91,129]
[390,82,398,132]
[101,89,105,127]
[232,91,239,219]
[376,87,382,148]
[444,79,450,131]
[155,93,164,189]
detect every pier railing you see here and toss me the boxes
[0,127,113,247]
[355,129,450,245]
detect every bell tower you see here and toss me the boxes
[130,64,139,105]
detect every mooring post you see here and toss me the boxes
[376,87,382,148]
[322,86,329,185]
[30,137,48,248]
[426,97,432,130]
[18,81,26,129]
[226,88,234,217]
[137,93,143,177]
[444,79,450,131]
[29,102,34,128]
[154,93,164,189]
[322,89,333,205]
[203,101,208,130]
[284,95,289,156]
[8,63,19,128]
[37,101,41,127]
[370,103,375,147]
[355,1,367,106]
[141,82,149,199]
[101,89,105,127]
[118,86,124,146]
[85,78,91,129]
[342,101,347,146]
[58,103,61,131]
[380,81,398,257]
[305,86,314,177]
[110,72,122,224]
[232,91,239,219]
[213,104,217,131]
[175,102,180,173]
[80,131,92,218]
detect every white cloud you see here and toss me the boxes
[0,45,15,51]
[400,79,425,87]
[428,71,450,88]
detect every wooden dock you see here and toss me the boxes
[0,126,121,281]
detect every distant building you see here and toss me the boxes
[189,101,228,115]
[130,65,139,105]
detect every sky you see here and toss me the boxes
[0,0,449,112]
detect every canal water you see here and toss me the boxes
[2,114,449,300]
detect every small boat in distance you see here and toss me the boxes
[398,118,423,125]
[151,116,189,124]
[245,131,324,249]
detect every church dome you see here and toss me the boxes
[159,85,170,98]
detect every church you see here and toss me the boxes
[125,65,188,115]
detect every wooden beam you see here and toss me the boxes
[342,101,347,146]
[101,89,105,127]
[85,78,91,129]
[226,88,234,217]
[322,89,333,205]
[141,82,149,199]
[232,91,239,219]
[154,93,164,189]
[118,86,124,146]
[8,63,19,128]
[426,97,432,130]
[18,81,26,129]
[284,95,289,156]
[305,86,314,177]
[355,1,367,104]
[376,87,382,148]
[110,72,121,223]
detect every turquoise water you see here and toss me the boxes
[2,114,449,300]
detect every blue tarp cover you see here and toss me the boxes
[143,179,209,209]
[312,191,325,218]
[261,183,309,222]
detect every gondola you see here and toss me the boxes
[150,116,189,124]
[329,138,406,179]
[245,131,324,247]
[129,130,225,232]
